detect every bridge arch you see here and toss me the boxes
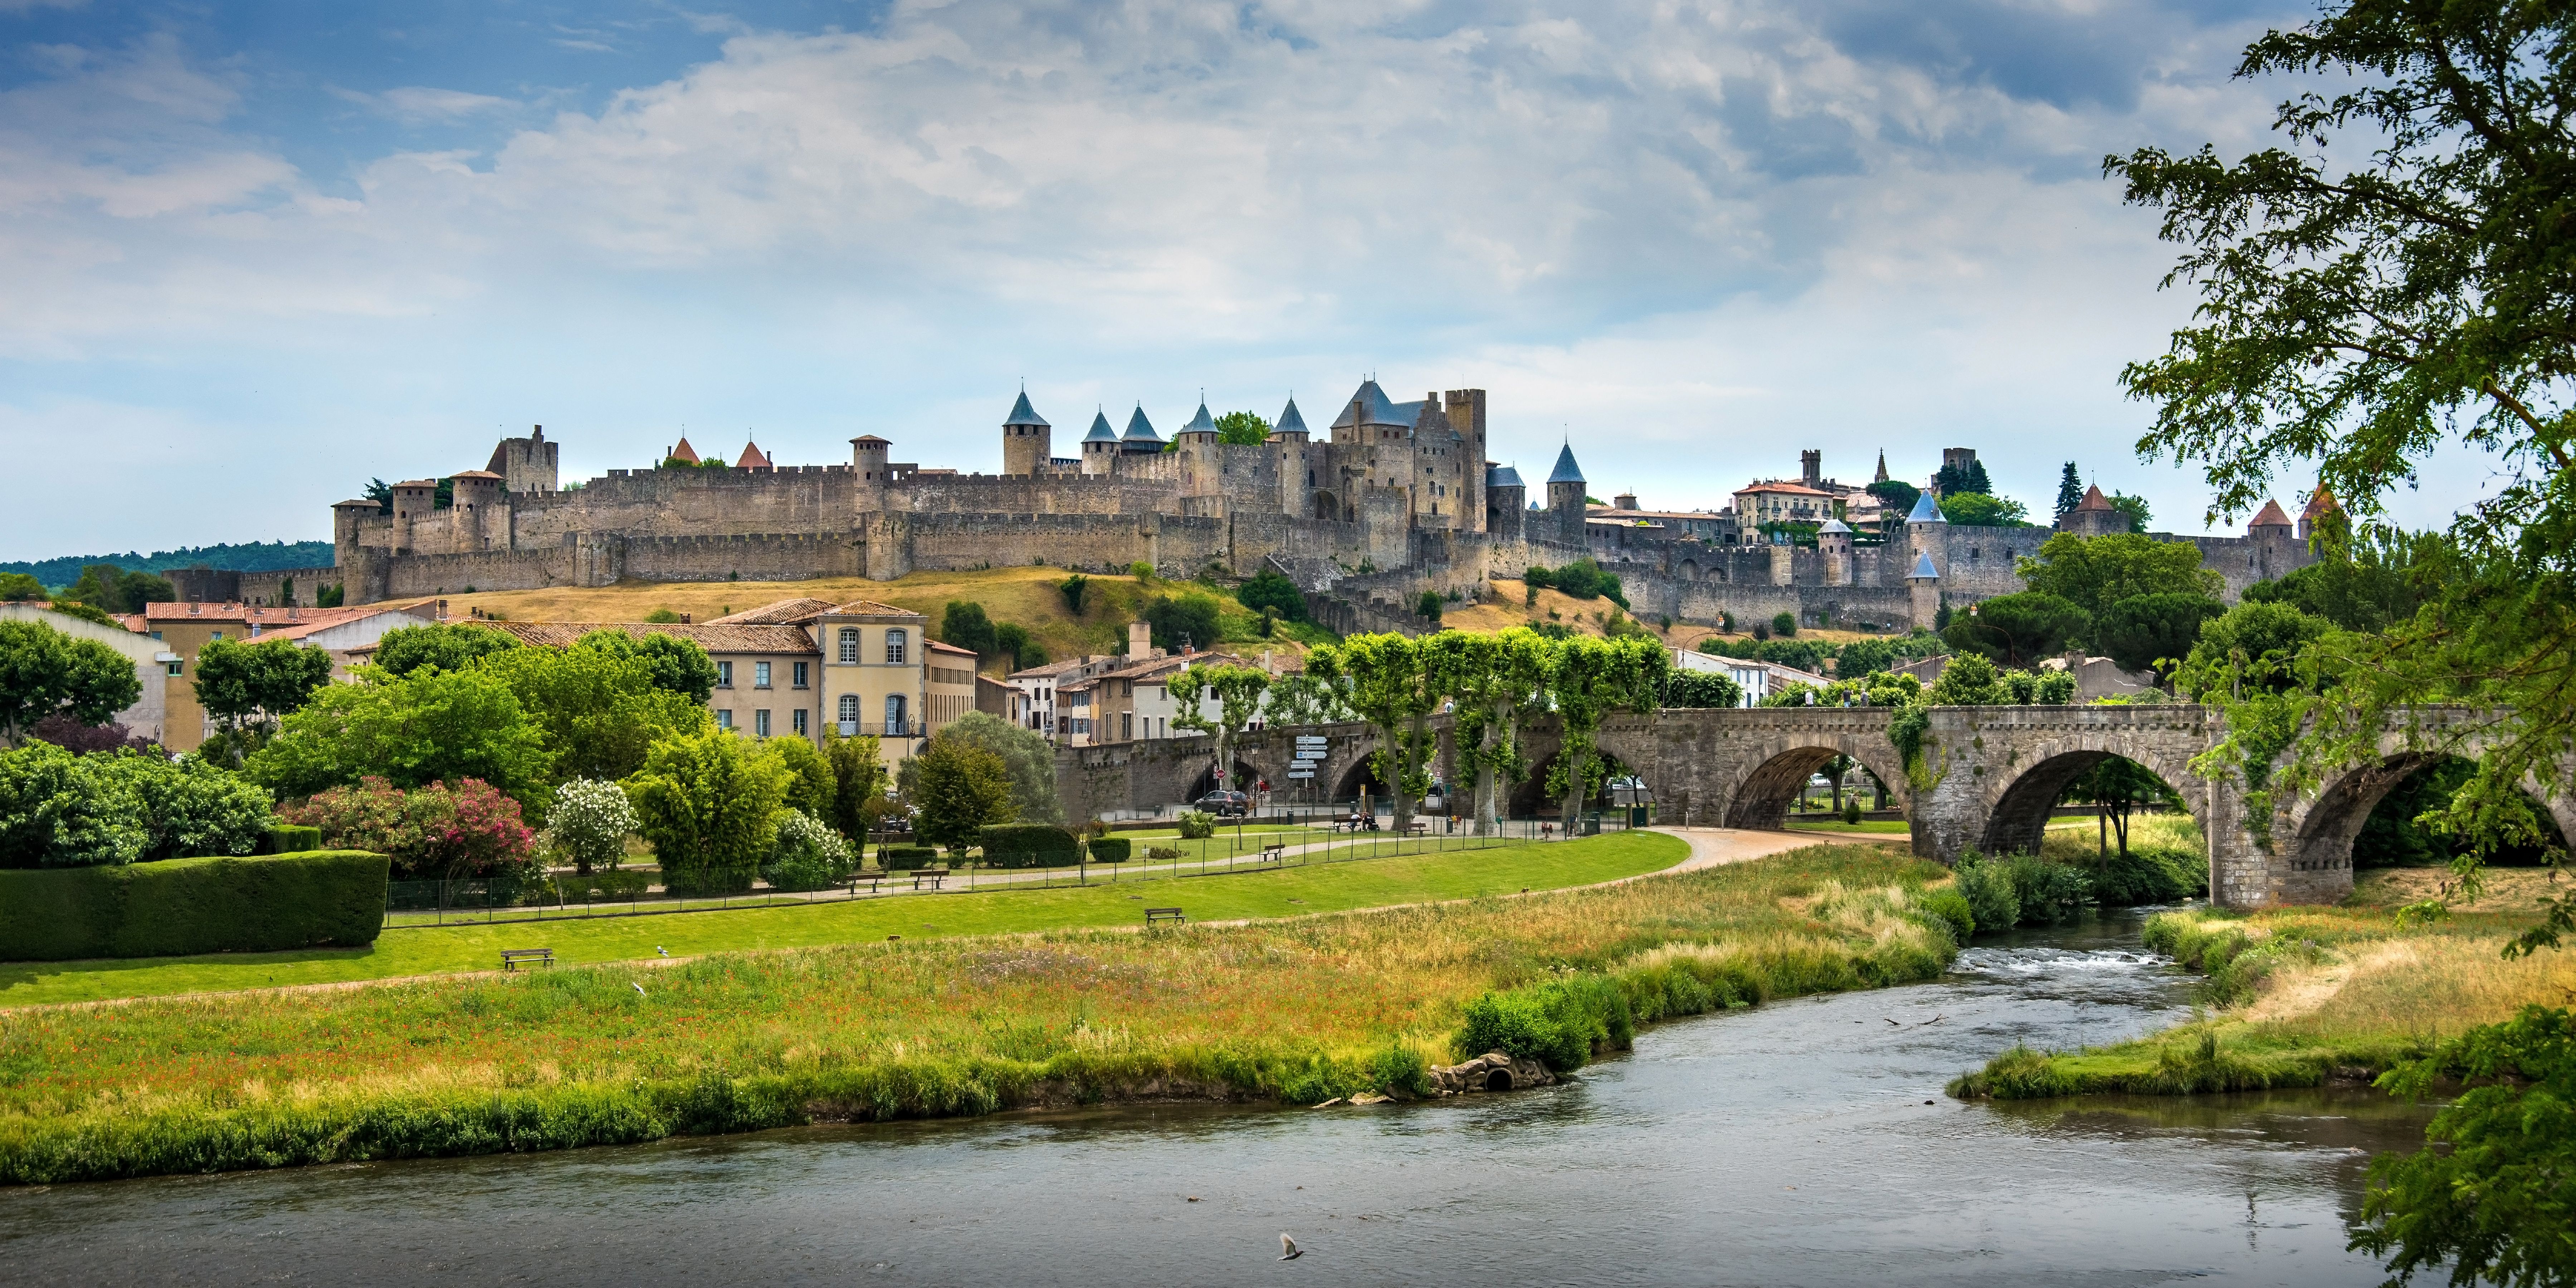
[1975,737,2206,859]
[1713,735,1911,831]
[2281,751,2576,892]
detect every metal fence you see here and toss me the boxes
[378,801,1655,930]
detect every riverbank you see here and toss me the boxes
[1950,867,2576,1098]
[0,841,1966,1184]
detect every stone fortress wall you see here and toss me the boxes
[319,386,2319,632]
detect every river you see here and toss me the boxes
[0,911,2433,1286]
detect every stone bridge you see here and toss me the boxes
[1052,705,2573,909]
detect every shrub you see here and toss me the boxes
[877,844,940,869]
[765,810,854,892]
[1415,590,1443,621]
[1236,568,1307,622]
[545,778,639,874]
[0,850,389,962]
[1453,975,1635,1072]
[261,822,323,854]
[1771,612,1797,638]
[282,777,537,883]
[2086,844,2206,905]
[2001,853,2093,923]
[1087,836,1131,863]
[624,729,788,895]
[1919,888,1976,944]
[0,744,271,868]
[1953,857,2020,937]
[978,823,1080,868]
[1176,810,1217,840]
[1145,845,1185,861]
[1841,797,1863,824]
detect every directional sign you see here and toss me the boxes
[1294,736,1327,747]
[1287,769,1315,780]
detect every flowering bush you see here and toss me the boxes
[283,776,536,883]
[763,809,853,892]
[545,778,638,874]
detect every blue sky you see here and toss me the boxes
[0,0,2507,558]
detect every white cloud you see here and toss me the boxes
[330,85,521,123]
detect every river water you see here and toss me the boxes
[0,912,2434,1287]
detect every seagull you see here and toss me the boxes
[657,946,669,957]
[1279,1234,1303,1261]
[632,982,647,996]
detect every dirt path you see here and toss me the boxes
[1654,826,1903,873]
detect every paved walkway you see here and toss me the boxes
[1652,826,1899,873]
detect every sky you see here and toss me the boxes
[0,0,2513,560]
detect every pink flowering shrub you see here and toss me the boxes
[283,776,536,882]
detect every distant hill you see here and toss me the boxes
[1,541,336,590]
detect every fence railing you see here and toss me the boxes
[378,801,1654,930]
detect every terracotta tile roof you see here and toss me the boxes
[1007,656,1098,680]
[1734,480,1834,497]
[2301,486,2340,520]
[2074,484,2116,512]
[449,470,502,480]
[707,597,838,624]
[818,599,922,618]
[926,639,977,658]
[734,440,771,469]
[485,621,818,653]
[2250,499,2293,528]
[668,437,700,464]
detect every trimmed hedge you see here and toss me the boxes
[1087,837,1131,863]
[977,823,1080,869]
[878,845,941,870]
[261,823,324,854]
[0,850,390,962]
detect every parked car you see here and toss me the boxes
[1194,790,1251,817]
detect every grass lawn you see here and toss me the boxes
[0,840,1953,1184]
[0,833,1685,1009]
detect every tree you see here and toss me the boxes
[940,601,997,655]
[0,620,141,748]
[1432,630,1553,833]
[622,728,787,894]
[2176,601,2335,699]
[545,777,638,874]
[1936,492,2029,527]
[2059,757,2180,857]
[1932,462,1992,497]
[0,572,43,601]
[1212,411,1272,445]
[820,729,888,841]
[1306,634,1442,831]
[1926,653,2011,707]
[1143,592,1222,652]
[0,745,270,868]
[192,637,335,751]
[477,644,711,786]
[1172,663,1269,804]
[992,623,1046,671]
[1416,591,1444,621]
[59,564,174,615]
[1236,569,1307,622]
[374,622,521,677]
[756,733,837,818]
[1263,670,1353,727]
[2054,464,2085,522]
[908,732,1015,854]
[2110,492,2152,533]
[573,629,719,703]
[1662,669,1743,708]
[2016,532,2224,616]
[2241,525,2431,631]
[2092,592,2225,674]
[1058,574,1089,616]
[1543,635,1669,826]
[245,665,554,809]
[1942,592,2091,668]
[1868,479,1922,518]
[902,710,1059,824]
[1770,612,1796,638]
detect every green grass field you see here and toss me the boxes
[0,833,1687,1009]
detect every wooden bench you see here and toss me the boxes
[1260,843,1287,863]
[1145,907,1185,926]
[500,948,553,971]
[1403,821,1430,836]
[912,869,948,891]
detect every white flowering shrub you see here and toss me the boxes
[546,778,639,874]
[765,808,854,892]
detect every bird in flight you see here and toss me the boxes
[632,982,647,996]
[1279,1234,1303,1261]
[657,946,670,957]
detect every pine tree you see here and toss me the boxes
[2054,463,2084,520]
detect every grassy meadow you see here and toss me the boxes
[1951,865,2576,1099]
[0,834,1684,1009]
[0,841,1963,1184]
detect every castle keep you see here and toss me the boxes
[312,381,2317,632]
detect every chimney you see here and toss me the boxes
[437,599,449,621]
[1128,620,1152,658]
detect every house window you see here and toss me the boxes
[149,631,162,641]
[838,628,859,663]
[884,693,908,735]
[838,693,860,728]
[754,661,772,689]
[167,660,184,677]
[884,629,908,664]
[716,660,734,688]
[209,631,224,641]
[755,709,771,737]
[792,708,808,736]
[1122,712,1133,741]
[716,710,733,730]
[792,662,809,688]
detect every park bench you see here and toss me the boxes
[1145,907,1185,926]
[1403,820,1429,836]
[1260,843,1287,863]
[912,868,948,891]
[1333,815,1378,834]
[501,948,553,971]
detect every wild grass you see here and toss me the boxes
[0,843,1952,1183]
[1951,867,2576,1099]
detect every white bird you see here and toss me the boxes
[632,982,646,996]
[657,946,669,957]
[1279,1234,1302,1261]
